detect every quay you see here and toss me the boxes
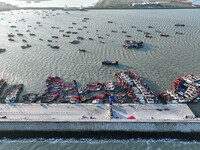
[0,103,199,133]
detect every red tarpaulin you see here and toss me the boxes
[91,96,97,99]
[127,116,135,119]
[75,96,79,99]
[98,96,102,99]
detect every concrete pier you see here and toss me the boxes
[0,104,199,132]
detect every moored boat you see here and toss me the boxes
[2,84,23,103]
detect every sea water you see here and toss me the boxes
[0,138,200,150]
[0,8,200,148]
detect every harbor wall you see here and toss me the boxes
[0,121,199,132]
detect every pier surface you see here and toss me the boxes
[0,104,195,121]
[0,104,199,133]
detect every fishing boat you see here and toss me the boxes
[69,40,80,44]
[29,33,36,36]
[0,48,6,53]
[22,39,27,42]
[148,26,153,28]
[160,34,169,37]
[123,40,143,49]
[104,81,115,91]
[79,49,86,52]
[0,78,6,91]
[175,24,185,27]
[17,33,23,36]
[22,93,40,103]
[52,36,59,39]
[102,60,118,65]
[21,44,31,49]
[145,35,152,38]
[87,82,102,92]
[8,33,15,37]
[92,99,100,104]
[42,76,63,103]
[8,38,15,41]
[50,45,60,49]
[2,84,24,103]
[77,36,84,40]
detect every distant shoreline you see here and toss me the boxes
[0,1,200,12]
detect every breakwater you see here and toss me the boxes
[0,103,199,136]
[0,121,200,132]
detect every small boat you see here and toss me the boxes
[21,44,31,49]
[88,38,93,40]
[39,38,43,41]
[17,33,23,36]
[102,60,118,65]
[87,82,102,92]
[29,33,36,36]
[22,39,27,42]
[8,38,15,41]
[160,34,169,37]
[156,30,162,33]
[144,32,150,34]
[52,36,59,39]
[145,35,152,38]
[137,29,143,32]
[104,81,115,91]
[70,99,76,104]
[22,93,40,103]
[50,45,60,49]
[77,36,84,40]
[111,30,117,33]
[92,99,100,104]
[175,32,183,35]
[175,24,185,27]
[108,21,113,23]
[99,41,105,44]
[63,34,70,37]
[148,26,153,28]
[47,39,52,42]
[126,35,131,38]
[0,48,6,53]
[69,40,80,44]
[66,31,71,34]
[0,78,7,90]
[10,25,16,28]
[72,32,78,34]
[79,49,86,52]
[122,31,126,33]
[8,33,15,37]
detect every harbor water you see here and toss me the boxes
[0,9,200,112]
[0,8,200,148]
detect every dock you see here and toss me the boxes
[0,104,199,133]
